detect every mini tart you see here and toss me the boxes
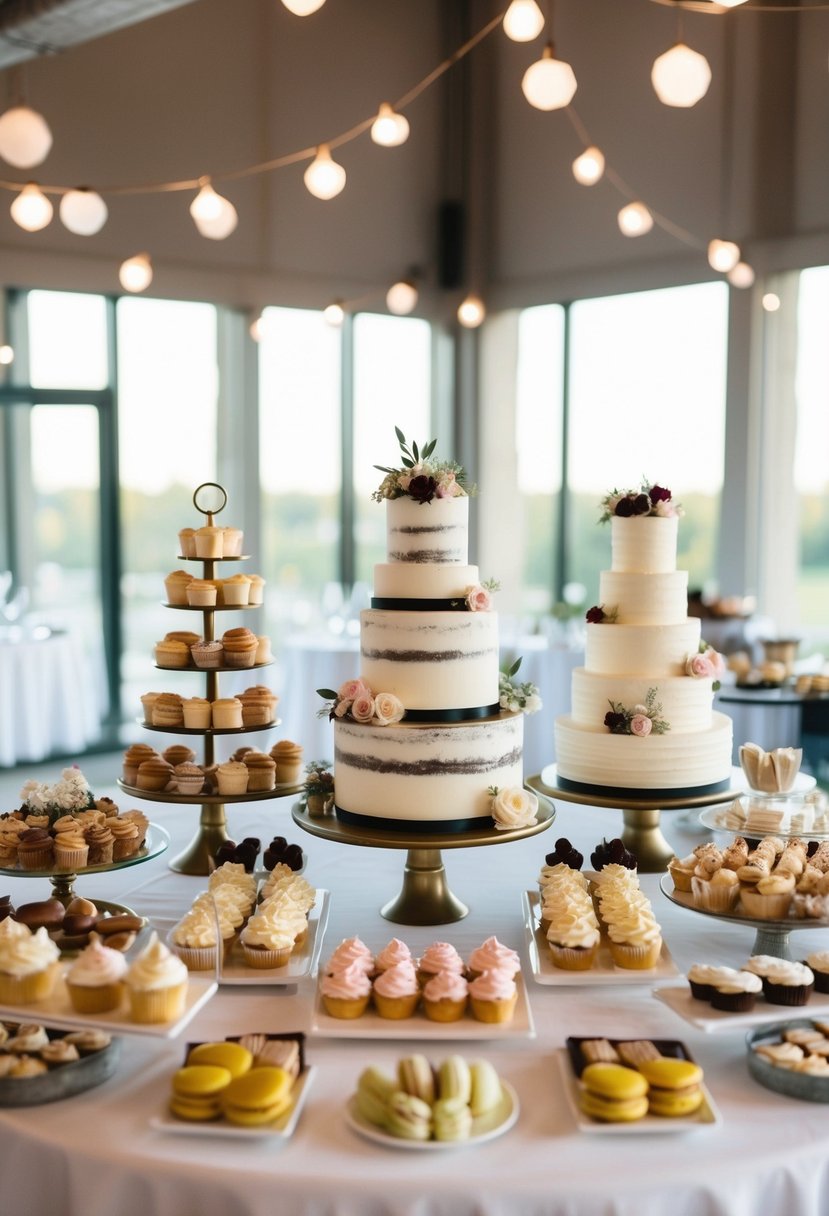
[667,855,696,893]
[691,869,740,913]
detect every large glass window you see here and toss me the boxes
[27,291,108,390]
[795,267,829,655]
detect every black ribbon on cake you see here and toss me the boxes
[401,703,500,723]
[370,596,469,611]
[555,774,732,800]
[335,805,494,834]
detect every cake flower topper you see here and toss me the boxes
[499,658,542,714]
[604,688,669,736]
[599,481,682,524]
[19,766,95,820]
[488,785,539,830]
[450,578,499,612]
[685,640,725,690]
[372,426,475,504]
[585,603,618,624]
[316,679,405,727]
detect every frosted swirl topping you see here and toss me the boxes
[0,917,31,944]
[202,889,245,931]
[468,967,516,1001]
[255,892,307,939]
[67,937,128,986]
[423,970,469,1002]
[744,954,781,977]
[126,932,187,990]
[372,960,419,998]
[172,905,219,949]
[468,936,520,976]
[806,951,829,972]
[375,938,413,972]
[240,916,294,951]
[209,863,257,899]
[764,961,814,987]
[320,960,372,999]
[0,925,59,976]
[419,941,464,975]
[262,874,316,913]
[714,970,762,995]
[539,863,588,891]
[326,937,374,975]
[688,964,740,986]
[605,908,662,947]
[547,906,600,950]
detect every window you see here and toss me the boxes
[795,267,829,655]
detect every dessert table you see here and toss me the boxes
[3,789,829,1216]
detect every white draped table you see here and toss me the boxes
[0,631,100,767]
[2,789,829,1216]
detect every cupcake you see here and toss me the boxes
[805,951,829,993]
[125,932,189,1023]
[190,640,223,669]
[122,743,157,785]
[212,698,243,730]
[254,634,272,663]
[216,761,249,796]
[325,936,374,977]
[467,936,521,979]
[605,907,663,970]
[65,934,128,1012]
[182,697,212,729]
[270,740,304,784]
[84,822,115,866]
[109,818,141,860]
[16,828,54,871]
[174,763,205,796]
[691,867,741,913]
[178,527,196,557]
[221,574,252,606]
[710,969,763,1012]
[151,693,185,729]
[170,903,223,971]
[667,853,697,893]
[546,906,601,972]
[248,577,266,607]
[53,824,90,870]
[242,752,276,792]
[762,960,815,1006]
[418,941,465,987]
[140,692,161,724]
[164,569,193,605]
[374,938,413,975]
[320,960,371,1018]
[687,963,741,1002]
[422,969,469,1022]
[468,967,518,1024]
[163,744,195,768]
[740,872,796,920]
[221,527,244,556]
[136,757,174,793]
[154,638,191,669]
[221,627,258,669]
[194,526,224,558]
[0,921,61,1004]
[372,960,420,1019]
[186,579,218,607]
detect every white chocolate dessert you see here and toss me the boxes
[555,499,732,795]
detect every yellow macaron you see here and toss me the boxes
[170,1064,232,1121]
[637,1056,704,1118]
[187,1041,254,1079]
[579,1062,649,1124]
[220,1066,294,1126]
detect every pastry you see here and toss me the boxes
[221,1065,295,1126]
[250,1038,301,1077]
[372,960,420,1019]
[638,1056,704,1117]
[469,1059,502,1116]
[211,698,243,729]
[762,960,815,1006]
[254,633,271,662]
[468,968,518,1024]
[740,871,795,920]
[140,692,161,724]
[221,574,252,606]
[173,763,205,796]
[0,922,61,1003]
[65,935,128,1013]
[374,938,413,974]
[397,1054,436,1104]
[320,961,372,1018]
[805,951,829,993]
[221,626,258,668]
[185,579,218,607]
[84,822,115,865]
[667,853,696,893]
[125,931,189,1023]
[216,761,249,797]
[417,940,465,986]
[182,697,212,729]
[187,1040,253,1079]
[356,1065,397,1127]
[194,525,224,558]
[171,903,223,971]
[164,569,193,605]
[154,638,191,668]
[190,640,223,668]
[438,1054,472,1103]
[151,693,185,729]
[239,913,294,969]
[39,1040,80,1067]
[432,1096,472,1141]
[691,866,740,913]
[248,575,265,605]
[222,527,244,557]
[16,828,54,871]
[580,1039,621,1065]
[178,527,196,558]
[324,937,374,976]
[7,1024,49,1053]
[709,969,762,1012]
[466,936,521,979]
[242,752,276,792]
[270,740,304,784]
[63,1029,112,1054]
[53,824,90,870]
[384,1091,432,1141]
[122,743,158,784]
[135,757,174,793]
[170,1064,232,1121]
[578,1062,649,1123]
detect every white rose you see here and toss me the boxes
[523,693,542,715]
[372,692,405,726]
[491,787,539,831]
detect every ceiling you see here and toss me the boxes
[0,0,199,67]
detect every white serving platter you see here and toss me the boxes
[344,1080,519,1150]
[522,891,679,986]
[149,1066,316,1139]
[219,890,329,985]
[654,982,829,1034]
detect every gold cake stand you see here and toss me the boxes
[527,766,743,873]
[292,793,555,925]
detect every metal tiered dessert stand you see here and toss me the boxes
[527,765,743,873]
[118,483,301,875]
[293,793,555,925]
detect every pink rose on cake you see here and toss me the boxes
[630,714,653,737]
[373,692,405,726]
[490,786,539,830]
[466,584,492,613]
[350,694,376,723]
[686,652,715,678]
[338,678,371,704]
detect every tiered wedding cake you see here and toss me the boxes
[320,433,534,833]
[554,483,733,796]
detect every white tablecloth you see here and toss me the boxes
[0,632,100,767]
[3,789,829,1216]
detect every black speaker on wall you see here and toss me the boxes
[437,200,465,289]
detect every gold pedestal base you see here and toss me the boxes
[48,873,138,918]
[620,808,675,872]
[169,803,228,875]
[380,850,469,925]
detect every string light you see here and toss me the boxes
[521,43,577,110]
[651,43,712,107]
[119,252,153,293]
[370,103,410,147]
[189,180,238,239]
[762,292,781,312]
[304,144,346,199]
[323,301,345,327]
[617,201,654,236]
[707,238,741,272]
[457,294,486,328]
[10,182,52,231]
[572,146,605,185]
[502,0,545,42]
[59,188,108,235]
[281,0,326,14]
[0,104,52,168]
[0,345,13,365]
[386,280,418,315]
[727,261,755,288]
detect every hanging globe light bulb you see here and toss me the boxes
[727,261,755,289]
[707,238,741,273]
[189,180,238,239]
[10,182,53,231]
[762,293,781,312]
[59,188,108,236]
[304,145,346,200]
[572,146,605,186]
[502,0,544,42]
[0,345,14,365]
[119,252,153,293]
[617,201,654,237]
[651,43,712,108]
[249,313,264,342]
[0,104,52,168]
[457,294,486,328]
[281,0,326,13]
[323,301,345,327]
[371,103,410,147]
[521,43,577,110]
[386,281,418,316]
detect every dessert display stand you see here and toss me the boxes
[292,793,554,925]
[528,765,743,873]
[118,483,301,876]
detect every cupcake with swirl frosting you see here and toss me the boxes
[417,941,465,987]
[0,921,61,1004]
[372,960,420,1019]
[467,936,521,979]
[125,932,188,1023]
[66,934,128,1012]
[324,937,374,977]
[320,960,371,1018]
[468,967,518,1024]
[422,969,469,1023]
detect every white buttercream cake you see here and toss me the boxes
[555,494,733,796]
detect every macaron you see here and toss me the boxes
[355,1066,396,1127]
[220,1066,294,1126]
[637,1056,704,1118]
[438,1054,471,1104]
[433,1095,473,1142]
[468,1059,502,1117]
[170,1064,232,1121]
[187,1040,253,1080]
[385,1091,432,1141]
[397,1054,436,1104]
[579,1062,649,1123]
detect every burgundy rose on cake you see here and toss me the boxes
[599,481,682,524]
[317,681,405,726]
[604,688,669,736]
[585,604,618,624]
[372,427,474,504]
[488,785,539,830]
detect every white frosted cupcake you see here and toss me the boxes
[125,932,188,1024]
[66,935,128,1012]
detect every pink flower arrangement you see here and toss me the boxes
[317,682,405,727]
[630,714,653,737]
[466,584,492,612]
[599,481,682,523]
[604,688,669,736]
[685,642,725,689]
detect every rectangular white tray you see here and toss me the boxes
[220,890,329,985]
[149,1065,316,1139]
[310,974,535,1040]
[522,890,679,986]
[0,973,217,1039]
[654,983,829,1034]
[556,1048,721,1134]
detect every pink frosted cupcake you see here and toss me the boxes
[372,960,420,1019]
[324,936,374,977]
[373,938,413,975]
[422,969,469,1023]
[468,967,518,1024]
[467,936,521,980]
[320,960,371,1019]
[417,941,465,987]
